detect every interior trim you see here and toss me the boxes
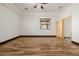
[1,3,21,15]
[0,36,21,44]
[20,35,56,37]
[72,41,79,45]
[64,37,71,38]
[0,35,56,44]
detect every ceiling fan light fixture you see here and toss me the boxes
[41,6,44,9]
[34,3,47,9]
[34,5,37,8]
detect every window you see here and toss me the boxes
[40,18,51,30]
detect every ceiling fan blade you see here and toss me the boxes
[41,3,48,4]
[34,5,37,8]
[41,6,44,9]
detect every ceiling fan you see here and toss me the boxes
[34,3,48,9]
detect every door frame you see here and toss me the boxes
[62,15,72,39]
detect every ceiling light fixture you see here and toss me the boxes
[58,6,63,9]
[25,8,28,10]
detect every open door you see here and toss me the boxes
[56,19,64,39]
[56,19,64,47]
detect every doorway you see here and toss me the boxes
[63,16,72,48]
[56,16,72,48]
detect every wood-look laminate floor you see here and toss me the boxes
[0,37,79,56]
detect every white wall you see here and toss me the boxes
[72,4,79,43]
[60,4,79,43]
[0,4,21,42]
[21,13,59,36]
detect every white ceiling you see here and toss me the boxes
[13,3,71,13]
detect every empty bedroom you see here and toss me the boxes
[0,3,79,56]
